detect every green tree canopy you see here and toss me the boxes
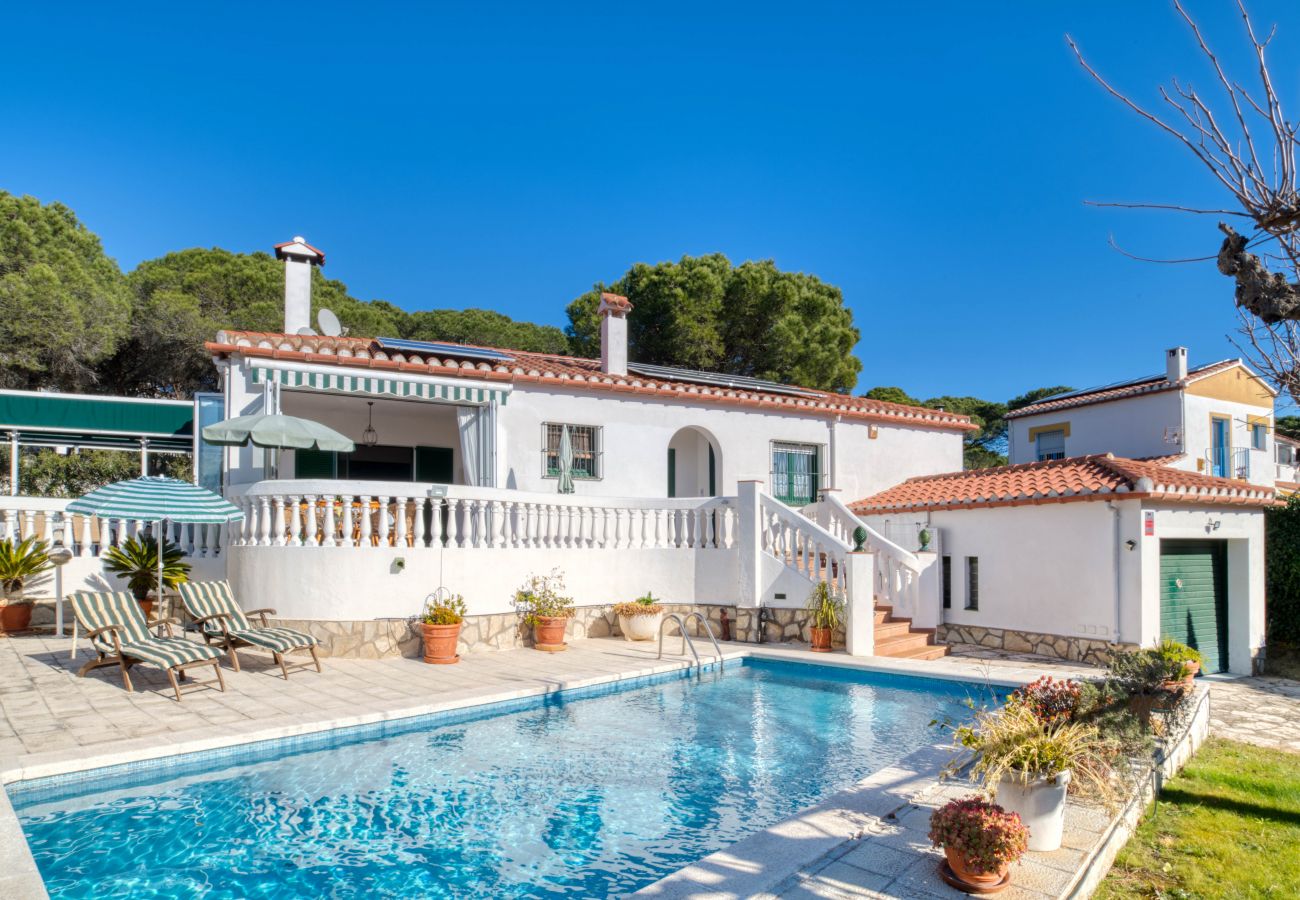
[567,254,862,393]
[1277,415,1300,440]
[402,309,568,354]
[861,383,1075,470]
[0,192,132,391]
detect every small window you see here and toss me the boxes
[941,555,952,609]
[542,424,602,480]
[1035,429,1066,461]
[771,442,822,506]
[1251,423,1267,451]
[965,556,979,610]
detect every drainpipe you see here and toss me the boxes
[1106,500,1122,643]
[8,431,18,496]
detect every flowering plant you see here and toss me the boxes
[421,594,467,626]
[613,592,663,617]
[511,570,575,626]
[1006,677,1082,725]
[928,796,1027,875]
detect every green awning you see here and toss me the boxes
[0,391,194,452]
[252,365,509,405]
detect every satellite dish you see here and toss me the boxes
[296,326,318,336]
[318,308,342,337]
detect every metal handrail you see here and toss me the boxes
[657,614,702,673]
[681,612,724,672]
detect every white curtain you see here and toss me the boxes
[456,402,497,487]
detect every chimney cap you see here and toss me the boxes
[274,236,326,266]
[598,292,632,316]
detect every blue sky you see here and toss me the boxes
[4,1,1298,409]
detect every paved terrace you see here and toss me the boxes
[0,633,1294,900]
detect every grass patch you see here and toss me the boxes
[1096,738,1300,899]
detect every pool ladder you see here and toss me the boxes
[657,613,725,675]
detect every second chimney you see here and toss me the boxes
[1166,346,1188,383]
[274,236,326,334]
[598,292,633,376]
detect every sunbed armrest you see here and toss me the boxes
[245,608,276,626]
[85,624,124,652]
[147,616,181,637]
[191,612,234,633]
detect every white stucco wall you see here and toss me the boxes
[1007,391,1183,464]
[1179,392,1274,485]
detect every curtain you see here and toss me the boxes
[456,402,497,488]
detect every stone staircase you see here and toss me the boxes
[873,604,948,660]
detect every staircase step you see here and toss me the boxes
[873,620,914,641]
[887,643,951,661]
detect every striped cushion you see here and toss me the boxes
[179,580,317,652]
[177,580,251,632]
[227,627,316,653]
[70,591,222,667]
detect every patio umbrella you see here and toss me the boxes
[68,477,244,628]
[557,424,575,494]
[202,413,355,478]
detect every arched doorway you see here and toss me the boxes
[667,427,720,498]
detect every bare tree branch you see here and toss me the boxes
[1084,200,1253,216]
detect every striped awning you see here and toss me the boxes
[251,366,508,405]
[67,477,244,524]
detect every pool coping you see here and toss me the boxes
[0,647,1055,899]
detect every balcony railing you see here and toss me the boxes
[1206,447,1250,481]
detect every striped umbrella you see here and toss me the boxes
[68,478,243,621]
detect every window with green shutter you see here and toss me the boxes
[770,442,821,506]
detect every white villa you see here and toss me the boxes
[0,237,1280,674]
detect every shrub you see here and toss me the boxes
[1266,493,1300,644]
[0,536,53,603]
[421,594,467,626]
[511,570,575,626]
[101,536,190,601]
[928,796,1028,875]
[1006,677,1082,725]
[1155,638,1203,676]
[1106,647,1187,696]
[806,581,845,629]
[613,592,663,617]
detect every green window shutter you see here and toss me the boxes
[415,446,454,484]
[295,448,337,478]
[667,448,677,498]
[707,445,716,496]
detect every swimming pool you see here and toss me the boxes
[11,659,989,898]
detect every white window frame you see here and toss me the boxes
[1035,429,1066,461]
[541,423,603,481]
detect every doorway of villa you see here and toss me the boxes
[667,427,719,498]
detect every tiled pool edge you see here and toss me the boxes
[0,645,1048,900]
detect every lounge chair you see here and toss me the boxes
[70,590,226,702]
[178,580,322,679]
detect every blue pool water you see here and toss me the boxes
[12,660,989,899]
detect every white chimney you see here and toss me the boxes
[1166,346,1188,383]
[273,236,325,334]
[598,292,632,376]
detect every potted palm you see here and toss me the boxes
[102,535,191,618]
[805,581,844,653]
[614,592,664,641]
[929,796,1027,892]
[952,702,1116,851]
[0,536,52,635]
[1155,638,1203,686]
[512,570,575,652]
[419,591,466,664]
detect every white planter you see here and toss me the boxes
[619,612,664,641]
[997,769,1071,852]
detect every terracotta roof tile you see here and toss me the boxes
[849,454,1279,513]
[599,292,633,313]
[1005,359,1250,419]
[205,330,977,432]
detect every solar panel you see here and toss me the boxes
[626,362,819,398]
[374,337,515,363]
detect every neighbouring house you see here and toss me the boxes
[1006,347,1280,489]
[1277,433,1300,496]
[850,454,1275,675]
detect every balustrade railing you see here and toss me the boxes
[0,497,226,559]
[808,493,924,616]
[229,481,736,551]
[758,492,849,598]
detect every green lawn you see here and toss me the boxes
[1097,739,1300,899]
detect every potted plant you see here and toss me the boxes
[805,581,844,653]
[1155,638,1203,686]
[952,703,1115,851]
[512,570,575,652]
[929,796,1027,892]
[419,592,467,664]
[1106,647,1191,727]
[613,592,664,641]
[0,536,52,635]
[102,535,191,618]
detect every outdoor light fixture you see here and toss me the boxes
[362,401,379,447]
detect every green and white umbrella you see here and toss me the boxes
[68,478,244,625]
[557,424,575,494]
[201,413,356,452]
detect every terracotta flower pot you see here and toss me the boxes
[944,846,1008,889]
[810,625,834,653]
[533,615,569,652]
[420,622,462,664]
[138,598,155,620]
[0,602,32,636]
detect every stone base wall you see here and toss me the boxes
[937,623,1138,667]
[273,603,765,660]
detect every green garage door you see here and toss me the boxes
[1159,540,1228,674]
